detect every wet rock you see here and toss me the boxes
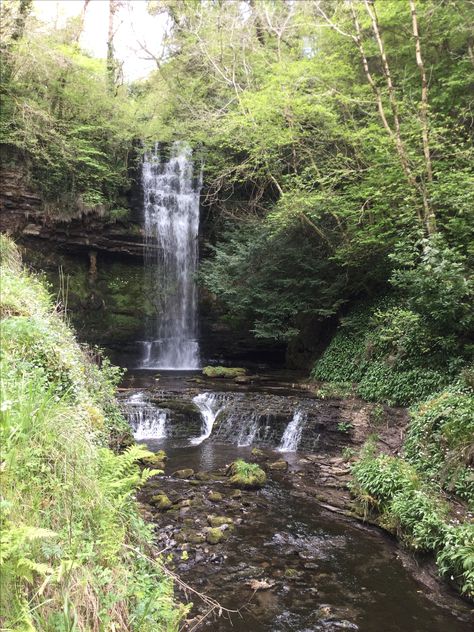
[284,568,304,580]
[173,468,195,479]
[207,515,233,528]
[234,375,252,384]
[141,450,167,469]
[206,527,224,544]
[151,494,172,510]
[195,471,210,481]
[188,532,206,545]
[269,460,289,471]
[208,491,223,502]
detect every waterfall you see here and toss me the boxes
[278,410,305,452]
[141,141,201,370]
[237,413,261,447]
[190,392,229,445]
[124,392,168,440]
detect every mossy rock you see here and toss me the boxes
[227,459,266,489]
[152,399,201,416]
[141,450,167,469]
[188,532,206,544]
[269,460,288,471]
[173,468,195,479]
[206,527,224,545]
[195,471,210,481]
[151,494,172,510]
[230,489,242,499]
[251,447,265,458]
[284,568,304,580]
[202,366,247,379]
[208,491,223,502]
[207,515,233,528]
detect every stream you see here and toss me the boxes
[121,371,473,631]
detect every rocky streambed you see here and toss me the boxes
[120,371,473,631]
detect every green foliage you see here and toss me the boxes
[436,524,474,597]
[312,280,471,405]
[404,388,474,505]
[0,238,185,629]
[0,11,138,215]
[351,449,473,596]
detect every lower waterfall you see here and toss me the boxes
[190,392,230,445]
[278,409,306,452]
[124,392,168,440]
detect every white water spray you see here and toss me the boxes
[190,392,229,445]
[140,141,201,370]
[278,410,306,452]
[124,392,168,440]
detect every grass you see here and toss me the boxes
[0,235,187,630]
[227,459,266,489]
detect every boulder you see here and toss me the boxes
[151,494,172,510]
[269,460,288,471]
[173,469,195,479]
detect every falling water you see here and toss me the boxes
[278,410,306,452]
[124,392,168,440]
[190,392,230,445]
[141,141,201,369]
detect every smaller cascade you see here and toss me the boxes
[237,413,261,447]
[124,392,168,440]
[278,410,306,452]
[191,392,229,444]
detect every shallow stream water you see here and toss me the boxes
[122,371,473,631]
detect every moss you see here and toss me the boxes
[207,515,233,528]
[151,494,172,510]
[269,460,288,471]
[208,491,223,502]
[202,366,247,378]
[227,459,266,489]
[206,528,224,544]
[141,450,167,469]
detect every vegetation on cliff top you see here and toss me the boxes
[0,235,186,630]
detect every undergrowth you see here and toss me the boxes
[0,235,187,630]
[351,432,474,598]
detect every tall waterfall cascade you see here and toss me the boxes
[141,141,201,370]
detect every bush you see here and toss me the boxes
[312,292,468,406]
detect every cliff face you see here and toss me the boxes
[0,147,146,259]
[0,165,43,233]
